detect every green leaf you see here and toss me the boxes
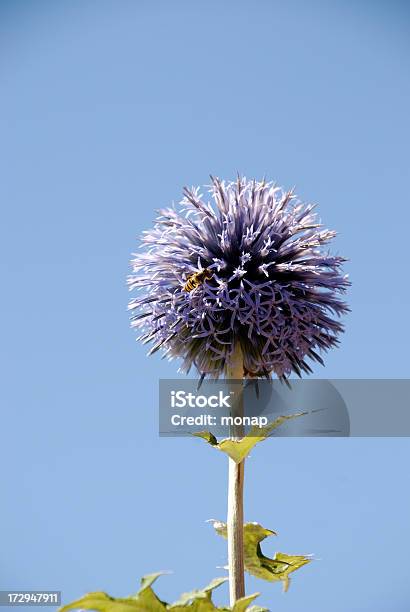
[59,572,167,612]
[169,576,227,608]
[139,572,167,592]
[211,521,312,592]
[194,431,219,446]
[59,575,263,612]
[59,591,165,612]
[194,413,306,464]
[231,594,265,612]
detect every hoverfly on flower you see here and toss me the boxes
[184,268,213,292]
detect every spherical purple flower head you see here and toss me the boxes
[128,176,349,381]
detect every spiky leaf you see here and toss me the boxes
[211,521,312,591]
[231,594,263,612]
[169,576,227,608]
[194,414,306,463]
[59,574,265,612]
[59,572,167,612]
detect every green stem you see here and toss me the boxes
[226,345,245,604]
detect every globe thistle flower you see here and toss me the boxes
[128,176,349,381]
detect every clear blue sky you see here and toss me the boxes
[1,1,409,610]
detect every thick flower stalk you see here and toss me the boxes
[128,176,349,381]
